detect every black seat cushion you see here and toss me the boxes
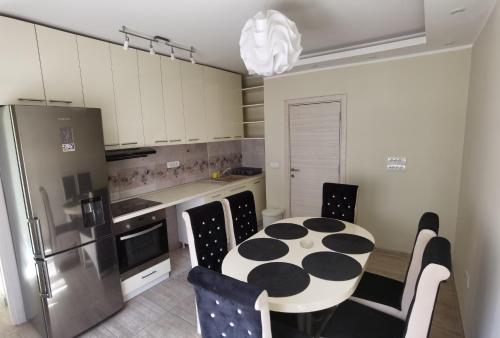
[352,272,404,310]
[323,300,405,338]
[185,201,228,272]
[226,190,259,245]
[321,183,358,222]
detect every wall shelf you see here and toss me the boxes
[243,120,264,124]
[242,103,264,108]
[242,76,265,139]
[242,85,264,91]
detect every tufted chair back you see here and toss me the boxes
[321,183,358,222]
[183,201,229,273]
[188,266,272,338]
[223,190,259,248]
[403,237,451,338]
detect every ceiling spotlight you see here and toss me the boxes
[450,7,466,15]
[170,46,175,60]
[149,40,155,55]
[123,35,129,50]
[190,50,196,64]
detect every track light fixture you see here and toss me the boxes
[149,40,155,55]
[119,26,196,62]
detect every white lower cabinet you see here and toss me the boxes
[110,45,145,148]
[176,177,265,246]
[121,259,171,301]
[0,17,45,105]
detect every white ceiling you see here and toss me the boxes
[0,0,496,74]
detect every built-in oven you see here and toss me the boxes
[113,209,169,281]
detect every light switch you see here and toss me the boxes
[167,161,180,168]
[270,161,280,169]
[387,157,407,171]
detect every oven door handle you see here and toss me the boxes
[119,223,164,241]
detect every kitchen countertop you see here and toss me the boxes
[112,174,264,223]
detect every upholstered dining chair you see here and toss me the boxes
[222,190,259,249]
[321,183,358,222]
[182,201,229,273]
[350,212,439,319]
[323,236,452,338]
[187,266,309,338]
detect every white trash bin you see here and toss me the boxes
[262,208,285,228]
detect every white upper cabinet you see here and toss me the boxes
[204,67,224,141]
[228,72,244,138]
[161,57,186,144]
[0,17,45,105]
[35,25,84,106]
[77,36,119,148]
[137,51,167,146]
[181,62,207,143]
[109,45,144,148]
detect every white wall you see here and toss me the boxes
[264,49,471,252]
[454,2,500,337]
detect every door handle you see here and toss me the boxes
[36,260,52,299]
[290,168,300,172]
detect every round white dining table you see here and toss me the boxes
[222,217,375,314]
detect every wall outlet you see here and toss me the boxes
[167,161,180,169]
[465,270,470,289]
[387,156,407,171]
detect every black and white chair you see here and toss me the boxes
[323,236,452,338]
[321,183,358,222]
[222,190,259,248]
[350,212,439,319]
[182,201,229,273]
[187,266,309,338]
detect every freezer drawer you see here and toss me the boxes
[36,236,123,338]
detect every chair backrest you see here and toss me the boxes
[400,212,439,316]
[404,237,451,338]
[222,190,258,248]
[182,201,228,273]
[321,183,358,222]
[188,266,272,338]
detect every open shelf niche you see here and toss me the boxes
[242,76,264,139]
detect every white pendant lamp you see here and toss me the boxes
[240,10,303,76]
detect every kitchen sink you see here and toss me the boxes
[207,175,245,184]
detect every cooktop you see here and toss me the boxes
[111,198,162,218]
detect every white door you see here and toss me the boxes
[35,25,84,106]
[0,17,45,105]
[161,57,186,144]
[289,101,341,217]
[137,51,167,146]
[109,45,144,148]
[77,36,119,148]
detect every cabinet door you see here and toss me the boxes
[204,67,224,141]
[0,17,45,105]
[36,25,84,106]
[229,73,244,138]
[109,45,144,148]
[161,57,186,144]
[249,178,266,222]
[138,51,167,146]
[181,62,206,143]
[77,36,119,148]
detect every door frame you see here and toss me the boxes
[284,95,347,217]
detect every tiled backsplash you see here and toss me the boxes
[108,141,242,201]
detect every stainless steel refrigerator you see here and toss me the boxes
[0,105,124,337]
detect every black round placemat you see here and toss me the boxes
[302,251,362,281]
[238,238,289,261]
[303,218,345,233]
[264,223,308,240]
[322,233,374,254]
[247,262,310,297]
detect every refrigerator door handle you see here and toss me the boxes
[35,260,52,299]
[28,218,45,258]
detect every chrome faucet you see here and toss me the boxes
[221,167,232,176]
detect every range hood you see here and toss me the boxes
[105,147,156,162]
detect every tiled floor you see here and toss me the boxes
[0,247,464,338]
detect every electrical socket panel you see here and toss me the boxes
[387,157,407,171]
[167,161,180,169]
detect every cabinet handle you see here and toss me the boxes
[141,270,157,279]
[105,143,120,147]
[169,139,182,142]
[155,140,168,143]
[213,137,224,140]
[18,98,46,102]
[48,99,72,104]
[188,138,200,142]
[223,136,231,139]
[121,142,138,146]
